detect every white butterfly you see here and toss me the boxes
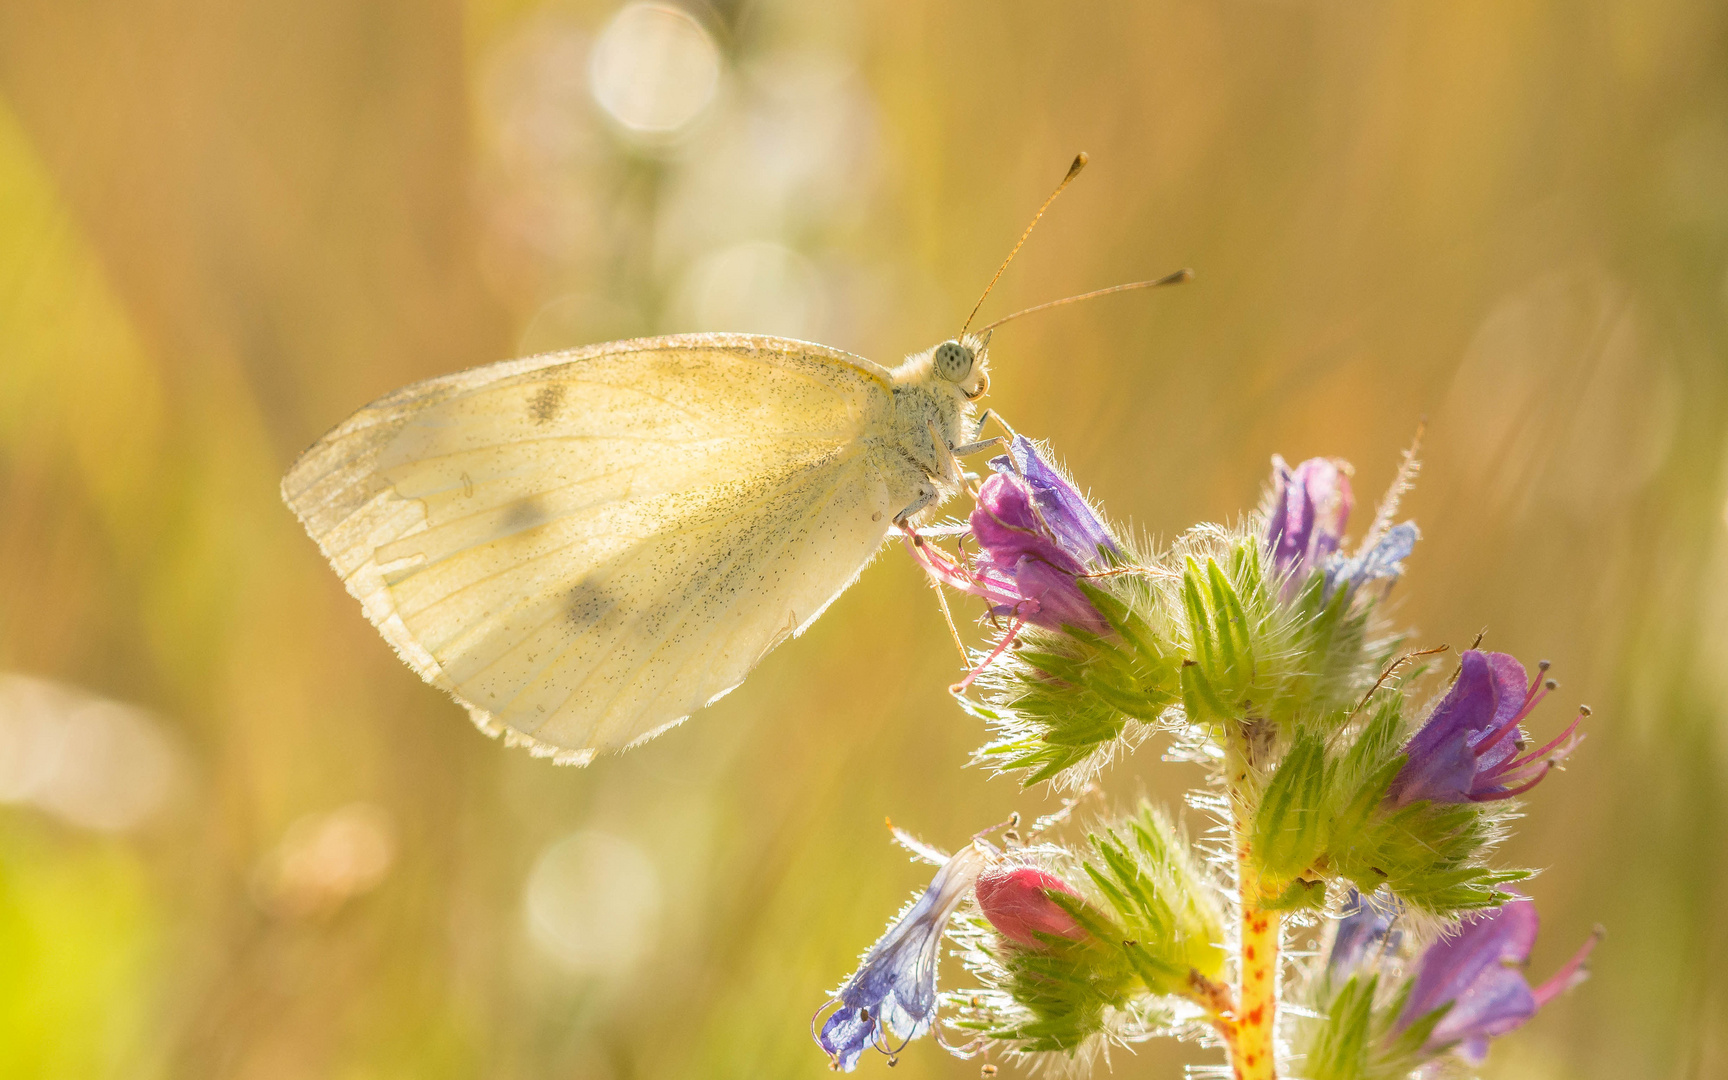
[281,331,996,764]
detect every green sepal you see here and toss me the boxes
[1301,973,1378,1080]
[1328,797,1533,914]
[1206,557,1254,668]
[970,578,1182,787]
[1014,648,1088,685]
[1076,579,1171,673]
[1230,684,1533,915]
[1316,699,1406,860]
[1119,939,1188,995]
[1179,661,1233,726]
[1079,808,1227,981]
[1251,726,1332,888]
[1297,973,1449,1080]
[981,932,1134,1052]
[1181,555,1261,708]
[1388,1000,1451,1061]
[1182,559,1220,676]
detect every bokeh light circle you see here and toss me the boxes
[0,674,179,833]
[523,829,662,975]
[588,3,720,136]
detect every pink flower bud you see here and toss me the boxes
[975,867,1086,948]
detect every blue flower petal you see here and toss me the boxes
[814,844,989,1070]
[818,1005,878,1072]
[1323,521,1420,598]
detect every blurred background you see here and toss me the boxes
[0,1,1722,1077]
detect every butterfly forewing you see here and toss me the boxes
[283,334,897,761]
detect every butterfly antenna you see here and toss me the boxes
[960,152,1090,336]
[977,268,1193,333]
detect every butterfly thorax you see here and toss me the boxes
[873,335,989,522]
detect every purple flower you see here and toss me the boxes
[1386,650,1584,808]
[1397,895,1598,1062]
[1327,887,1402,978]
[1266,456,1353,600]
[1264,455,1420,602]
[815,842,990,1071]
[908,436,1118,635]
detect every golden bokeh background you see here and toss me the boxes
[0,1,1723,1077]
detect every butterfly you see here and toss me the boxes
[281,330,996,764]
[281,153,1185,764]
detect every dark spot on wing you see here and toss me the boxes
[528,382,566,424]
[503,497,550,532]
[566,578,617,628]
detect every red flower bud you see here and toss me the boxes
[975,867,1086,948]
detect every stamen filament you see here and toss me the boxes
[951,617,1024,694]
[1498,712,1584,774]
[1531,927,1603,1007]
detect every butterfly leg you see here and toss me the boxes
[892,484,939,527]
[945,414,1006,485]
[949,435,1005,457]
[971,408,1021,445]
[970,409,995,443]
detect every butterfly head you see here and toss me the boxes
[931,332,991,400]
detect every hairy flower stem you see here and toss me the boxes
[1235,884,1280,1080]
[1226,719,1280,1080]
[1187,970,1244,1064]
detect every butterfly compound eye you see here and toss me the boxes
[933,341,975,384]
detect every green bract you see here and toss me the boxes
[966,564,1181,787]
[1296,976,1441,1080]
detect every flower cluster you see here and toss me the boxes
[814,443,1596,1079]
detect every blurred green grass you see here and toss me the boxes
[0,1,1724,1077]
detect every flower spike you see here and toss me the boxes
[828,433,1595,1078]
